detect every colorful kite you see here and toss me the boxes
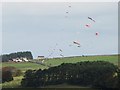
[85,24,91,28]
[95,32,99,36]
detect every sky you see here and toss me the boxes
[1,2,118,58]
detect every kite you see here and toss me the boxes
[77,45,81,47]
[95,32,99,36]
[60,54,64,57]
[59,49,63,52]
[66,12,69,13]
[68,6,71,7]
[73,41,81,48]
[46,43,58,58]
[88,17,95,22]
[73,41,80,45]
[85,24,90,28]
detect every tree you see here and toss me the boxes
[2,70,13,83]
[21,61,119,88]
[1,51,33,62]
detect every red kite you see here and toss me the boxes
[95,32,99,36]
[85,24,90,28]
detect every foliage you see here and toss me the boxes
[2,66,22,77]
[21,61,119,88]
[1,51,33,62]
[2,66,23,83]
[2,70,13,83]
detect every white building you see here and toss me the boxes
[12,57,29,62]
[12,58,23,62]
[22,57,29,62]
[37,56,44,60]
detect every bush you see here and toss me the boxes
[2,70,13,83]
[21,70,39,87]
[14,69,22,77]
[1,51,33,62]
[2,66,22,83]
[2,66,22,77]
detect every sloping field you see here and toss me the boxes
[2,55,118,71]
[45,55,118,67]
[2,62,47,71]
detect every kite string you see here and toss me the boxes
[46,44,58,58]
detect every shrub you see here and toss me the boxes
[2,66,22,77]
[2,70,13,83]
[21,70,38,87]
[2,66,22,83]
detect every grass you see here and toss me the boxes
[45,55,118,67]
[0,76,23,88]
[2,55,118,70]
[2,62,48,72]
[1,55,119,88]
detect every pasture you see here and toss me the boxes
[2,55,118,70]
[45,55,118,67]
[1,55,119,88]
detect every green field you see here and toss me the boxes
[1,55,119,88]
[0,76,23,88]
[2,62,47,72]
[45,55,118,66]
[2,55,118,70]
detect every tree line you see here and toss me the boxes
[0,51,33,62]
[21,61,119,89]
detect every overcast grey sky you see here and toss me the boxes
[1,2,118,58]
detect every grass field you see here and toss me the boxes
[1,55,119,88]
[2,55,118,70]
[45,55,118,67]
[2,62,47,72]
[0,76,23,88]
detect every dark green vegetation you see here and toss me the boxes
[21,61,119,89]
[1,51,33,62]
[2,70,13,83]
[2,66,22,83]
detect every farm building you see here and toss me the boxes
[22,57,29,62]
[37,56,45,60]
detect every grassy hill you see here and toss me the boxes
[2,55,118,70]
